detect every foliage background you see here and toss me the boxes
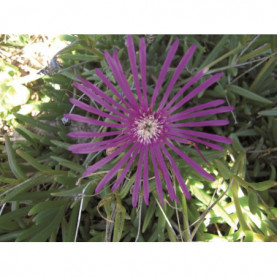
[0,34,276,242]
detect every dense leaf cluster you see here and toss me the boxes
[0,35,276,242]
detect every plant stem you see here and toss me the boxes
[232,178,250,232]
[180,194,190,242]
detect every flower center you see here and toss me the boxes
[131,113,165,145]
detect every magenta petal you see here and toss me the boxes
[67,131,124,138]
[111,145,141,191]
[173,99,226,117]
[82,141,133,177]
[158,44,197,111]
[68,135,128,154]
[95,143,138,193]
[76,77,132,116]
[68,141,124,154]
[104,51,139,110]
[94,68,134,111]
[168,73,223,115]
[164,69,205,111]
[139,37,148,108]
[193,143,211,166]
[168,99,225,121]
[64,114,126,129]
[150,39,179,109]
[164,140,215,181]
[154,144,178,202]
[174,129,233,144]
[113,51,140,110]
[168,133,223,151]
[169,106,234,122]
[132,147,145,207]
[143,146,150,205]
[160,144,190,199]
[73,81,130,120]
[126,35,143,105]
[69,98,127,123]
[169,120,230,128]
[150,147,164,206]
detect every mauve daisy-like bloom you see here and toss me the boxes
[64,35,234,207]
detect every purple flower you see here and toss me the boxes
[64,36,234,207]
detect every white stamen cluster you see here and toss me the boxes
[132,114,163,145]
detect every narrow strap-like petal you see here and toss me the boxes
[167,73,223,115]
[82,141,133,177]
[164,139,215,181]
[150,40,179,109]
[95,143,138,193]
[169,106,234,122]
[154,144,178,202]
[169,120,230,128]
[94,68,134,111]
[67,130,124,138]
[193,143,211,166]
[150,147,164,206]
[143,146,150,205]
[104,51,139,110]
[74,82,130,120]
[76,77,132,116]
[170,99,225,119]
[164,69,205,111]
[68,138,128,154]
[113,50,140,110]
[172,129,233,144]
[139,37,148,108]
[160,144,190,199]
[158,44,197,111]
[111,145,141,192]
[168,133,223,151]
[69,98,128,123]
[126,35,143,105]
[64,114,127,129]
[132,146,145,207]
[69,134,127,150]
[68,135,128,154]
